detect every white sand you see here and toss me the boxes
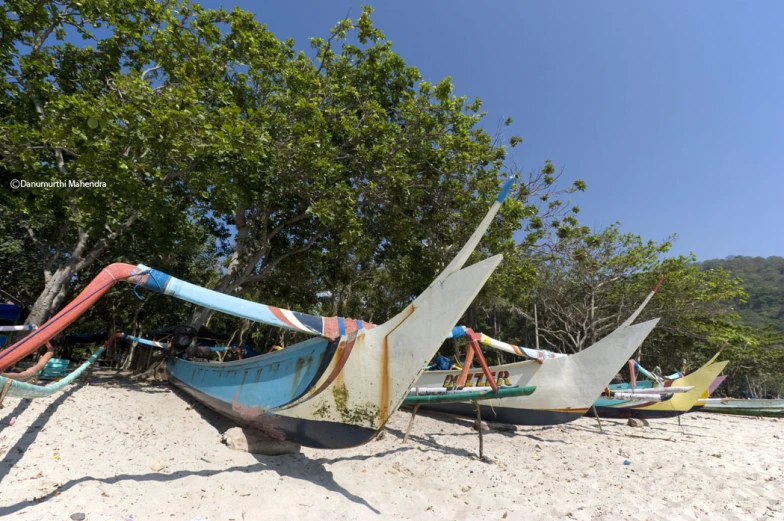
[0,370,782,521]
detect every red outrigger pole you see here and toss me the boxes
[0,264,143,371]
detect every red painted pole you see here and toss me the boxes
[0,264,141,371]
[455,344,475,387]
[466,330,499,393]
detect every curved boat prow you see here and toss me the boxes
[278,254,503,437]
[564,318,660,403]
[431,178,513,286]
[621,276,664,328]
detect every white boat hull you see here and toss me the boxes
[414,319,659,425]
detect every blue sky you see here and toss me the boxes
[200,1,783,261]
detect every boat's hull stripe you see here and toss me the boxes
[168,375,378,449]
[417,402,587,426]
[590,406,687,419]
[305,335,358,398]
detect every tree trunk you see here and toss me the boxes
[188,305,215,330]
[187,272,236,329]
[25,266,76,326]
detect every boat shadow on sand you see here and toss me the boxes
[84,368,171,394]
[0,377,385,516]
[391,409,569,448]
[168,381,384,514]
[0,383,85,487]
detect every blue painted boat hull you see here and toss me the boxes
[165,337,378,449]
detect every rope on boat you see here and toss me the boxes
[133,269,152,300]
[0,347,105,400]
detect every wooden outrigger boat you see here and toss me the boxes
[591,353,729,419]
[0,181,514,449]
[686,374,728,412]
[412,282,663,425]
[697,398,784,417]
[692,374,783,416]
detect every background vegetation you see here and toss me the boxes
[1,0,781,395]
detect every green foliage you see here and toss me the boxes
[1,1,585,348]
[454,222,783,395]
[699,256,784,331]
[503,223,748,354]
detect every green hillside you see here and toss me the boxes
[700,256,784,331]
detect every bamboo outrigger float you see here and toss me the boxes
[0,181,515,449]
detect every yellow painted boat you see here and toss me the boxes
[593,352,728,419]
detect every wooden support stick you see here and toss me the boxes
[592,406,604,434]
[475,401,484,459]
[403,404,421,443]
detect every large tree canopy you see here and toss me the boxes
[1,1,583,332]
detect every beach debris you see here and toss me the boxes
[9,416,16,426]
[623,460,632,465]
[626,418,644,427]
[710,453,722,458]
[70,514,86,521]
[150,460,167,472]
[222,427,301,455]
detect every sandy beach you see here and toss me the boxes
[0,370,781,521]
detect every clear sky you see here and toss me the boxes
[200,1,783,261]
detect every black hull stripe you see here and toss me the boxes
[169,375,378,449]
[416,403,584,426]
[589,406,688,419]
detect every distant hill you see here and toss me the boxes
[699,256,784,331]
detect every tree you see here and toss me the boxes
[2,1,585,343]
[1,0,230,325]
[130,5,586,327]
[505,224,748,357]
